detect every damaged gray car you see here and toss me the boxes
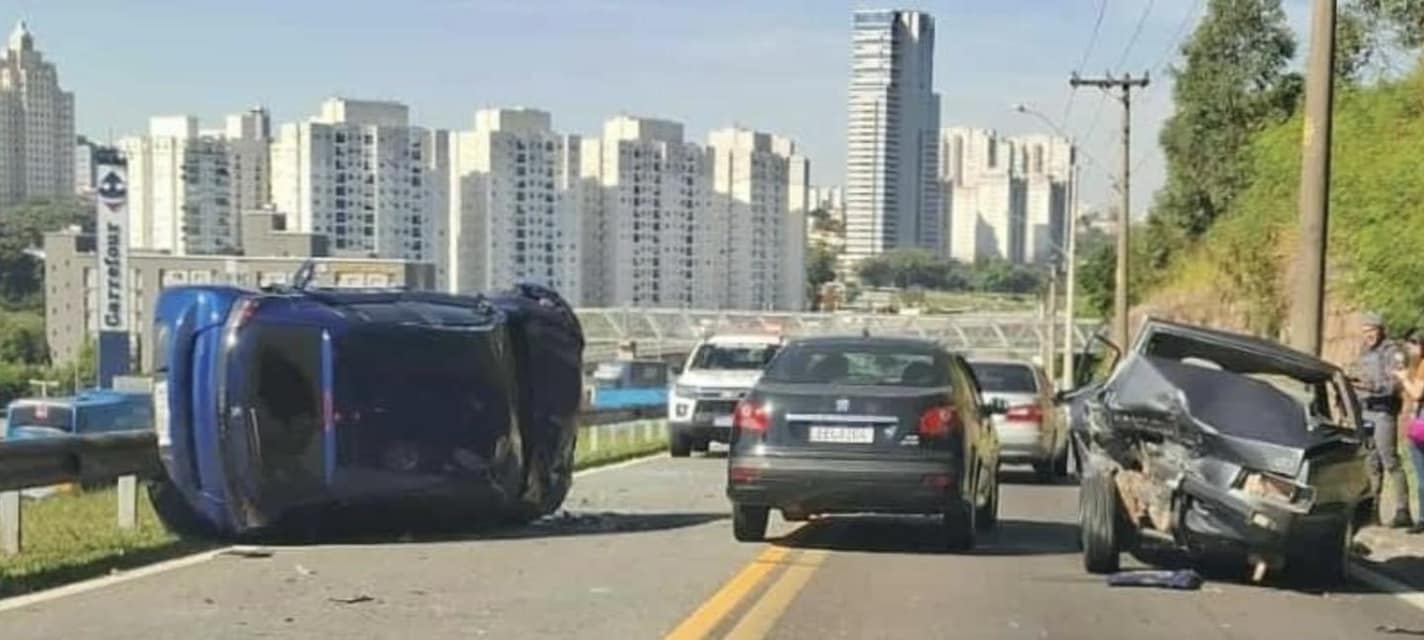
[1060,318,1372,585]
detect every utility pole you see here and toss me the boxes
[1070,72,1149,350]
[1290,0,1337,356]
[1045,266,1058,380]
[1062,159,1080,390]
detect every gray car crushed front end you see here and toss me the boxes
[1066,319,1371,583]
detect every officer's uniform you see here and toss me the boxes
[1354,333,1410,522]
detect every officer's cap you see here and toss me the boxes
[1362,312,1385,328]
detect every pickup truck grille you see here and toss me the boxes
[696,399,739,415]
[693,388,747,401]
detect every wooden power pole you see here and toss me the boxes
[1291,0,1337,356]
[1070,72,1149,350]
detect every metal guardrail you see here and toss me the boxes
[0,407,666,555]
[576,308,1106,364]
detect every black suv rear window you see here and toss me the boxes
[763,342,949,387]
[969,363,1038,393]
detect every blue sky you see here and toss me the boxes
[8,0,1316,217]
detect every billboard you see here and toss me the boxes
[95,159,131,387]
[95,161,129,332]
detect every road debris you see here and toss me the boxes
[329,595,376,605]
[1106,569,1204,590]
[1377,625,1424,636]
[222,546,273,559]
[294,564,315,577]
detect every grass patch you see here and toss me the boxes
[0,484,211,599]
[921,291,1038,313]
[573,420,668,471]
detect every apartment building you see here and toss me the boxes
[271,98,439,263]
[581,116,717,308]
[707,128,807,311]
[446,108,583,301]
[120,117,238,255]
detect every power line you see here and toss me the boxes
[1063,0,1111,123]
[1115,0,1157,69]
[1150,0,1203,76]
[1126,0,1205,179]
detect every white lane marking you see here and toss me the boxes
[0,546,236,613]
[1350,560,1424,612]
[0,452,674,612]
[574,452,669,478]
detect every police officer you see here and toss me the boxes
[1351,312,1412,528]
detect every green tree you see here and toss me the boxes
[0,197,90,310]
[856,254,895,288]
[967,259,1043,294]
[805,243,838,309]
[0,310,48,365]
[1153,0,1301,245]
[1357,0,1424,49]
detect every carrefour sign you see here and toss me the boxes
[95,163,129,332]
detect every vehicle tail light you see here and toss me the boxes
[1004,404,1044,423]
[921,473,954,489]
[918,404,962,438]
[733,399,769,433]
[224,298,259,334]
[729,466,761,483]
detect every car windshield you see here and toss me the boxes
[969,362,1038,393]
[763,342,950,387]
[688,343,779,371]
[5,403,73,431]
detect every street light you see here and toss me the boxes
[1011,103,1082,389]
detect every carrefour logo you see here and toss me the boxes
[102,221,123,328]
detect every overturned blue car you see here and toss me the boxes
[147,264,584,539]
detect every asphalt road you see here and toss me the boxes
[2,454,1422,639]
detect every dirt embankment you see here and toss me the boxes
[1130,276,1364,367]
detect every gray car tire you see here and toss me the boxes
[1080,471,1121,574]
[733,504,769,542]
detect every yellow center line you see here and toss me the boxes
[663,545,794,640]
[723,549,829,640]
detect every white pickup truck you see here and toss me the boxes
[666,333,784,457]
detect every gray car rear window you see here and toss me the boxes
[764,342,950,387]
[969,363,1038,393]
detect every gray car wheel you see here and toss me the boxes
[976,472,999,531]
[669,430,693,457]
[944,497,977,551]
[733,503,769,542]
[1080,471,1121,574]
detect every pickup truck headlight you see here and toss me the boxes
[673,384,699,398]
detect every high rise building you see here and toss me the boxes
[707,128,808,311]
[446,108,583,300]
[778,136,810,311]
[121,110,274,255]
[225,107,272,215]
[271,98,436,262]
[843,9,941,275]
[941,127,1024,263]
[940,128,1073,265]
[0,21,75,208]
[121,117,237,255]
[582,115,717,308]
[1009,134,1073,264]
